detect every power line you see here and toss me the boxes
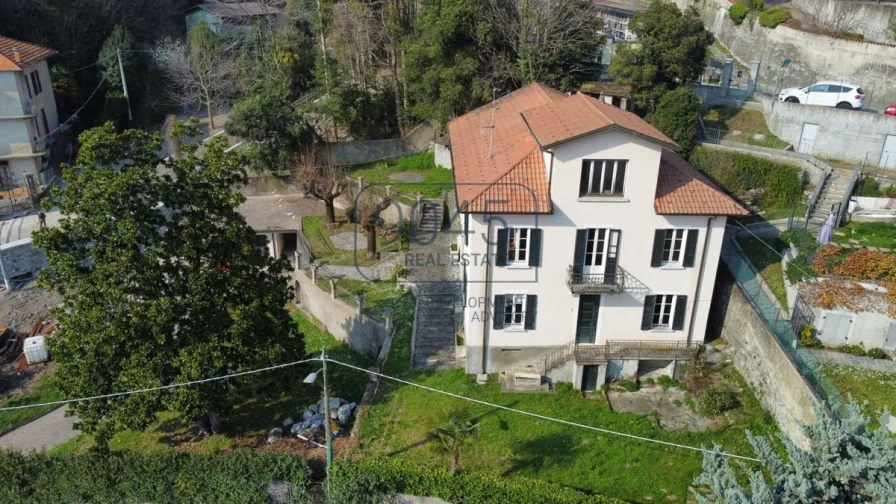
[0,357,318,412]
[727,220,817,280]
[68,53,117,73]
[324,358,762,463]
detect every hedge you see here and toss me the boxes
[0,450,312,504]
[688,147,803,208]
[729,3,750,24]
[329,456,625,504]
[839,31,865,41]
[758,6,791,28]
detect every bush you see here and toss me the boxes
[836,344,866,357]
[649,87,701,156]
[758,6,791,28]
[854,177,882,197]
[615,379,640,392]
[798,325,822,348]
[391,264,409,281]
[643,377,656,386]
[0,450,312,504]
[688,147,804,209]
[657,375,681,390]
[330,457,624,504]
[866,348,888,359]
[839,31,865,41]
[698,386,739,416]
[729,2,750,24]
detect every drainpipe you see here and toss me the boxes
[687,216,716,346]
[481,217,494,375]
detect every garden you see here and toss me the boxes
[736,236,790,311]
[301,215,405,267]
[820,365,896,420]
[831,220,896,251]
[349,152,454,202]
[701,106,786,150]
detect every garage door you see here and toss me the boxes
[798,123,818,155]
[880,135,896,169]
[820,312,852,344]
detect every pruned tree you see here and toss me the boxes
[32,121,302,450]
[152,22,237,130]
[430,406,480,474]
[346,189,391,259]
[293,145,347,224]
[693,399,896,503]
[481,0,606,91]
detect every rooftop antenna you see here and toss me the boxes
[480,87,499,160]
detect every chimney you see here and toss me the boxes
[12,47,20,63]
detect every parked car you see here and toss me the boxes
[778,81,865,109]
[885,104,896,116]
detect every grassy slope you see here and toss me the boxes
[831,221,896,250]
[0,375,64,434]
[702,106,785,149]
[349,152,455,199]
[822,364,896,416]
[737,237,790,311]
[302,215,402,266]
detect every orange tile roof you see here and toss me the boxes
[465,149,552,213]
[521,92,676,148]
[0,36,56,70]
[448,82,564,214]
[0,53,19,71]
[655,150,748,216]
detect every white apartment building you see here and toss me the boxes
[0,36,58,185]
[449,83,747,390]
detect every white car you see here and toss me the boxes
[778,81,865,109]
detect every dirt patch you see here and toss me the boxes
[607,387,718,432]
[0,283,60,334]
[0,361,55,399]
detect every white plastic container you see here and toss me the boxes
[23,335,49,365]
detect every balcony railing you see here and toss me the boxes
[0,100,37,118]
[566,265,626,294]
[542,339,700,373]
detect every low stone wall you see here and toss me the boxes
[328,139,416,166]
[293,269,389,358]
[432,142,452,170]
[708,267,818,447]
[0,238,47,290]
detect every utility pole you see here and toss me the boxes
[117,48,133,122]
[321,349,333,501]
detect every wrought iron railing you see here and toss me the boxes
[566,265,626,294]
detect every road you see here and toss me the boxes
[0,407,78,452]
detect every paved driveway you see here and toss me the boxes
[0,407,78,452]
[238,194,325,232]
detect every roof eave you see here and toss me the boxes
[539,124,680,152]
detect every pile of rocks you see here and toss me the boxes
[266,397,359,444]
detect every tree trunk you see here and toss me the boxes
[390,47,403,136]
[450,450,459,474]
[205,97,216,130]
[367,226,377,259]
[324,199,336,224]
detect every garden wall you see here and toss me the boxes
[293,269,389,358]
[0,238,47,290]
[708,268,818,447]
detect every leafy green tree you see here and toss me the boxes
[324,82,399,140]
[98,25,138,91]
[430,407,480,474]
[693,400,896,503]
[226,91,316,172]
[33,121,302,449]
[609,0,713,109]
[649,87,701,156]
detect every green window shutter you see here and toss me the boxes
[528,229,542,267]
[683,230,699,267]
[641,295,656,330]
[604,229,620,283]
[496,229,509,266]
[672,295,688,330]
[650,230,666,267]
[579,161,591,196]
[525,295,537,330]
[493,295,506,330]
[573,229,587,273]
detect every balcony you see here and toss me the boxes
[0,100,37,119]
[566,265,626,294]
[542,339,700,373]
[0,138,48,160]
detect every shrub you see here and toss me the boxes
[657,375,681,390]
[854,177,882,197]
[681,357,712,394]
[391,264,409,281]
[643,377,656,386]
[688,147,803,208]
[698,386,739,416]
[763,166,804,208]
[330,456,625,504]
[799,325,822,348]
[839,31,865,41]
[837,344,867,357]
[758,6,791,28]
[729,2,750,24]
[649,87,701,156]
[866,348,888,359]
[615,379,640,392]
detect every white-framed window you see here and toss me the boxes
[503,294,527,329]
[662,229,688,265]
[580,159,627,197]
[584,228,607,267]
[651,295,676,329]
[507,228,530,263]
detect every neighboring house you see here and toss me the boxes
[0,36,58,186]
[186,2,283,36]
[580,81,635,112]
[595,0,646,69]
[450,83,747,390]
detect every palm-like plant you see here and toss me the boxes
[430,407,480,474]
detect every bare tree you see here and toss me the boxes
[481,0,605,89]
[292,145,347,224]
[351,191,391,259]
[152,25,236,130]
[799,0,862,34]
[329,1,386,85]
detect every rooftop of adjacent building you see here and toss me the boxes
[0,36,56,72]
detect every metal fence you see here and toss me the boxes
[702,127,792,151]
[721,237,844,412]
[309,265,390,323]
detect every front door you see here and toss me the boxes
[798,123,818,154]
[581,229,608,277]
[575,295,601,344]
[582,365,600,391]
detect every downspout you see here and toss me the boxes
[687,216,715,345]
[481,217,494,375]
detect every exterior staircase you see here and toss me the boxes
[417,199,444,234]
[807,169,851,228]
[412,281,460,370]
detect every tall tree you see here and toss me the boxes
[693,400,896,503]
[608,0,713,109]
[98,25,138,91]
[649,86,701,156]
[292,144,347,224]
[152,23,237,130]
[33,122,302,449]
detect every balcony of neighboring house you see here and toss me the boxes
[0,98,37,120]
[0,137,48,161]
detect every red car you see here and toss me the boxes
[886,104,896,116]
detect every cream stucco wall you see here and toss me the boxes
[0,60,57,182]
[461,130,727,374]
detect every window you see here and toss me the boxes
[662,229,686,264]
[584,228,607,267]
[580,160,627,197]
[825,85,843,93]
[30,71,42,95]
[40,109,49,137]
[651,228,698,268]
[507,228,529,263]
[856,87,865,95]
[651,295,675,328]
[807,84,827,93]
[503,294,526,329]
[23,75,32,98]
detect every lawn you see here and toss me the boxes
[349,152,455,201]
[51,313,373,456]
[313,277,415,323]
[0,374,64,434]
[736,236,790,313]
[702,106,786,149]
[357,366,775,503]
[821,364,896,420]
[302,215,403,266]
[831,221,896,250]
